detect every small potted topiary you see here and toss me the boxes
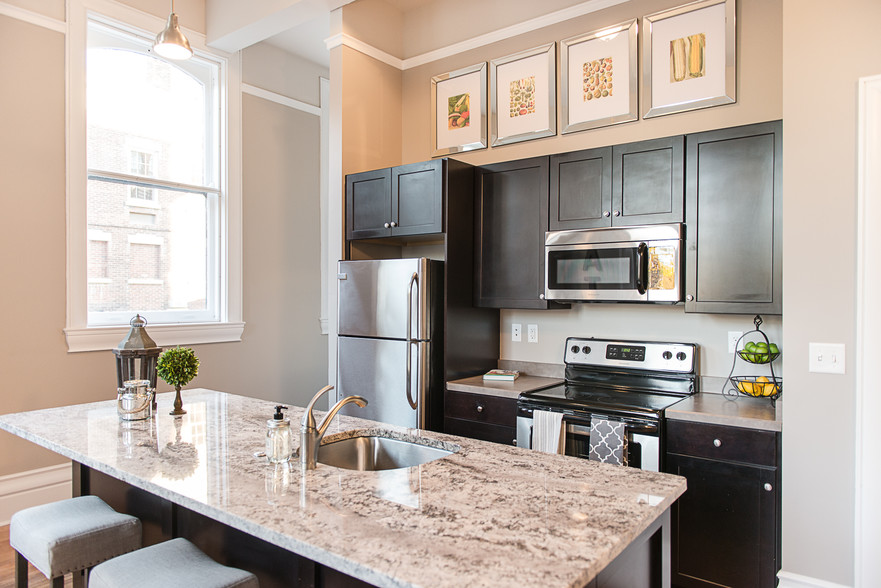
[157,346,200,416]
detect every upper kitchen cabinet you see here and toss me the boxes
[475,157,555,309]
[346,159,444,240]
[550,136,684,230]
[685,121,783,314]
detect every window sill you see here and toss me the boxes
[64,321,245,352]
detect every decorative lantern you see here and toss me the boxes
[113,315,162,409]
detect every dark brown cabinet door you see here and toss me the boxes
[392,160,444,236]
[444,390,517,446]
[475,157,551,309]
[666,453,778,588]
[685,121,783,314]
[346,167,392,240]
[612,135,684,226]
[550,147,612,230]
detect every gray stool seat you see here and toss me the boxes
[89,538,258,588]
[10,495,141,586]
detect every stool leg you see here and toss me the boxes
[72,569,86,588]
[51,576,64,588]
[14,550,28,588]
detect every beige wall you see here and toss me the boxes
[0,12,328,476]
[781,0,881,584]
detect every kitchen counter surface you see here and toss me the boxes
[446,374,563,399]
[0,389,685,588]
[667,392,781,432]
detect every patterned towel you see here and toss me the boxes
[531,410,565,454]
[588,416,628,466]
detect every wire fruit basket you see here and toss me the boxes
[724,315,781,402]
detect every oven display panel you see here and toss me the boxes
[605,344,646,361]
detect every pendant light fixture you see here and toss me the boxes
[153,0,192,60]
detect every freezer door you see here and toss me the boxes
[337,336,428,429]
[337,259,432,340]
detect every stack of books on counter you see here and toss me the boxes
[482,369,520,382]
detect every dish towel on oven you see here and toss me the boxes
[589,416,628,466]
[531,410,565,454]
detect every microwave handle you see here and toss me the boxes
[636,243,648,295]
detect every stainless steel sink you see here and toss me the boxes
[317,435,454,471]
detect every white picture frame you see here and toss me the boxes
[490,43,556,147]
[431,62,487,157]
[561,19,638,134]
[643,0,736,118]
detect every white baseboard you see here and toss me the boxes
[779,571,853,588]
[0,463,72,526]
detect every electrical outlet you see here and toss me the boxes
[809,343,846,374]
[511,323,521,342]
[728,331,743,353]
[527,324,538,343]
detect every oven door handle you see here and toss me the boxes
[636,242,648,295]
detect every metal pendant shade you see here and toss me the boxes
[153,5,192,61]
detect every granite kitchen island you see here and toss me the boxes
[0,390,685,588]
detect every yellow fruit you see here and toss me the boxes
[737,381,754,395]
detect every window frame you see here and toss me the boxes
[65,0,243,352]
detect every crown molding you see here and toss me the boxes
[326,0,629,71]
[0,1,66,33]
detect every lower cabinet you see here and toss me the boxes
[444,389,517,446]
[665,420,781,588]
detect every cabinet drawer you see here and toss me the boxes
[444,417,517,446]
[666,420,776,467]
[445,390,516,427]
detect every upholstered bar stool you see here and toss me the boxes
[10,495,141,588]
[88,537,259,588]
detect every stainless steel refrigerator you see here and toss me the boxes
[336,258,444,430]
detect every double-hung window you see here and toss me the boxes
[66,2,242,351]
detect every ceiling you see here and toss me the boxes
[263,0,438,68]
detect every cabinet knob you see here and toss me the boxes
[513,439,517,446]
[613,210,621,217]
[539,293,545,300]
[476,404,484,413]
[713,439,722,447]
[764,483,773,492]
[686,294,694,302]
[603,211,611,218]
[383,222,390,228]
[390,221,397,227]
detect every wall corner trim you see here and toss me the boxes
[325,33,404,70]
[0,463,72,526]
[0,1,66,33]
[242,83,321,116]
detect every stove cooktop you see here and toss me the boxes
[520,383,688,418]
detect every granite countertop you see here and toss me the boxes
[667,392,781,432]
[446,374,563,399]
[0,389,685,588]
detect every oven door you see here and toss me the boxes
[517,409,661,471]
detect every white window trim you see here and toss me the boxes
[64,0,243,352]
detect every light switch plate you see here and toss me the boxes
[511,323,521,342]
[527,324,538,343]
[809,343,846,374]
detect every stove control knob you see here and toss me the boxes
[571,345,580,354]
[662,351,673,360]
[581,346,591,354]
[677,351,687,361]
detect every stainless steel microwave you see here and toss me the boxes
[545,223,684,303]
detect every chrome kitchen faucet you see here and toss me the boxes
[300,385,367,469]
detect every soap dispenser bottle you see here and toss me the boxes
[266,405,293,463]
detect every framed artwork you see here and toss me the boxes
[643,0,736,118]
[431,62,487,157]
[490,43,556,146]
[561,19,638,134]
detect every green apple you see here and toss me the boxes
[769,343,779,354]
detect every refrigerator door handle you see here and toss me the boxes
[405,272,419,410]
